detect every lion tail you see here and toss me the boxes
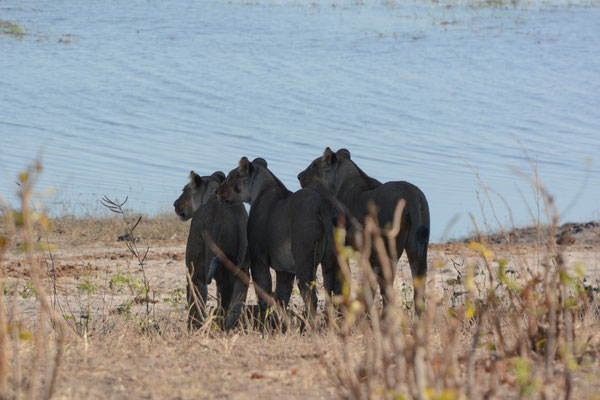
[406,188,430,263]
[416,225,429,259]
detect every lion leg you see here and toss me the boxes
[187,277,207,329]
[296,265,318,325]
[186,241,207,329]
[216,279,233,313]
[274,271,295,308]
[272,271,295,330]
[374,260,394,309]
[250,259,272,327]
[321,240,342,297]
[405,228,429,315]
[213,251,238,312]
[225,274,249,331]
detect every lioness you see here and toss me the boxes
[173,170,249,330]
[298,147,430,311]
[216,157,341,323]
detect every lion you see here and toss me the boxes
[216,157,341,325]
[298,147,430,312]
[173,170,249,330]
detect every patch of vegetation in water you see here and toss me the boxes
[0,19,25,37]
[0,19,75,43]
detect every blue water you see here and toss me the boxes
[1,0,599,241]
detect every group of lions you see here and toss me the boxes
[172,147,430,330]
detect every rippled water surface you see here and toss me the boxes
[1,0,599,240]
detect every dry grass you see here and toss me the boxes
[25,318,338,399]
[48,212,190,247]
[320,156,600,399]
[1,160,599,399]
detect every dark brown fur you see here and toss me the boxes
[173,171,249,330]
[216,157,341,324]
[298,148,430,311]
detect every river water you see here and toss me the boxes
[1,0,599,241]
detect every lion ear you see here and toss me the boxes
[189,171,202,188]
[337,148,351,159]
[322,147,337,165]
[252,158,268,169]
[238,157,253,176]
[211,171,226,183]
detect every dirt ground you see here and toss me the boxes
[1,217,599,399]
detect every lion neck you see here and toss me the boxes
[247,167,290,205]
[334,159,381,203]
[192,180,219,211]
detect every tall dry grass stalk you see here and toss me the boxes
[0,196,14,400]
[1,161,68,400]
[323,160,599,399]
